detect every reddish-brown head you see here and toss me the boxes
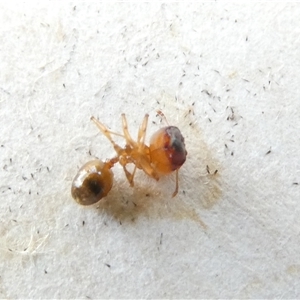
[149,126,187,174]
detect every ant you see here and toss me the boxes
[71,112,187,205]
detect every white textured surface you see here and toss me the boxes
[1,2,300,298]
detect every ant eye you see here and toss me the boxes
[71,160,113,205]
[149,126,187,174]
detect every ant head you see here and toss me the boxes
[149,126,187,174]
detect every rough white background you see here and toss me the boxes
[0,2,300,298]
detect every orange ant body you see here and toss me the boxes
[71,113,187,205]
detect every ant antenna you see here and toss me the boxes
[156,110,169,125]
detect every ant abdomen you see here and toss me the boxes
[71,160,113,205]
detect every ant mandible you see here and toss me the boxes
[71,112,187,205]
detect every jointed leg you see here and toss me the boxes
[121,113,136,147]
[121,164,137,187]
[91,116,124,154]
[121,165,134,187]
[137,114,149,147]
[92,115,138,187]
[92,115,154,189]
[172,169,179,197]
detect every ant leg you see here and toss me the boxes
[117,155,137,187]
[91,116,124,154]
[137,114,149,146]
[122,165,134,187]
[172,169,179,197]
[131,165,137,182]
[122,164,137,187]
[136,114,160,180]
[122,114,151,186]
[121,113,137,147]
